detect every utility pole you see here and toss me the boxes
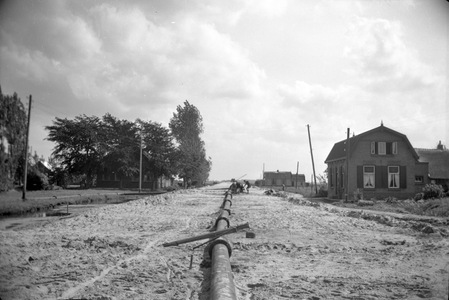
[139,129,142,193]
[22,95,32,201]
[307,124,318,194]
[346,128,350,202]
[295,161,299,189]
[262,163,265,186]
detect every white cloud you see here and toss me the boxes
[344,16,443,94]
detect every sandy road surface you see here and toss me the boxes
[0,188,448,300]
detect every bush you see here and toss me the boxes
[384,196,398,204]
[164,186,177,192]
[316,187,328,197]
[353,189,363,201]
[421,183,444,200]
[26,168,50,191]
[414,192,424,201]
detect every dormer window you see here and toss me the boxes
[378,142,386,155]
[392,142,398,154]
[371,141,398,155]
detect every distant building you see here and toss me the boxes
[96,168,174,190]
[262,170,306,187]
[415,141,449,191]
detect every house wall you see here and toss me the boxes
[414,162,430,193]
[348,130,423,200]
[327,159,346,199]
[263,172,293,186]
[291,175,306,187]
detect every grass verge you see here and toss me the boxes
[0,188,146,217]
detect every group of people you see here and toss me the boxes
[229,179,251,194]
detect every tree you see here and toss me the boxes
[169,101,211,187]
[101,114,140,187]
[0,87,27,191]
[45,115,105,188]
[140,120,177,184]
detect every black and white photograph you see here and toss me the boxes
[0,0,448,299]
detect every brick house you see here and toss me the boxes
[263,171,306,187]
[325,123,429,200]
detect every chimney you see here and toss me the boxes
[437,141,443,150]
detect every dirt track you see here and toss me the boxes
[0,188,448,299]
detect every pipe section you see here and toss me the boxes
[210,193,237,300]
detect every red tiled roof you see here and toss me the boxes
[415,148,449,179]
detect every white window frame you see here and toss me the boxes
[378,142,386,155]
[415,176,423,183]
[388,166,399,188]
[363,165,375,188]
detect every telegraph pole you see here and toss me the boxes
[295,161,299,189]
[139,129,142,193]
[346,128,350,202]
[262,163,265,186]
[22,95,32,201]
[307,124,318,194]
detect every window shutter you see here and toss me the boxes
[400,166,407,188]
[357,166,363,188]
[381,166,388,188]
[371,142,375,154]
[375,142,378,154]
[375,166,382,188]
[386,142,392,154]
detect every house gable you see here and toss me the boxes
[325,124,419,163]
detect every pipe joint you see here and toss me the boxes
[215,216,230,229]
[208,238,232,258]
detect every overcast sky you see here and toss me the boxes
[0,0,448,181]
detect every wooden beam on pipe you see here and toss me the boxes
[162,223,249,247]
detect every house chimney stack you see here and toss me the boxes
[437,140,443,150]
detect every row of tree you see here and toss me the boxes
[46,100,211,188]
[0,86,212,191]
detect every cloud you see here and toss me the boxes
[344,16,443,94]
[1,2,268,120]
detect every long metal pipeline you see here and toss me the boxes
[209,192,237,300]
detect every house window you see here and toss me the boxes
[371,141,398,155]
[392,142,398,154]
[388,166,399,188]
[363,166,375,188]
[415,176,423,183]
[378,142,386,155]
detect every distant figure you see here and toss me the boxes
[244,180,251,194]
[282,184,285,191]
[229,181,237,194]
[236,182,244,193]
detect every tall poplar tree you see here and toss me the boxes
[0,87,27,191]
[169,101,211,187]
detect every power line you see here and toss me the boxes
[33,100,73,118]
